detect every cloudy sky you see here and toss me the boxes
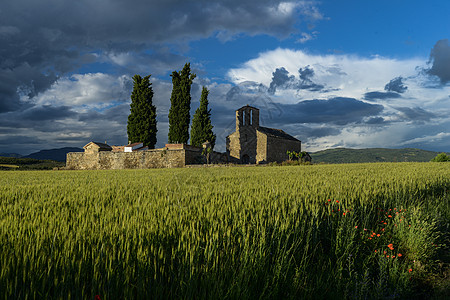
[1,0,449,155]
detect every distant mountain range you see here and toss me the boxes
[0,147,446,164]
[0,147,83,162]
[310,148,446,164]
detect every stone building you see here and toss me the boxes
[226,105,302,164]
[66,143,232,170]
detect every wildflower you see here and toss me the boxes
[388,215,392,218]
[375,250,378,253]
[354,226,358,229]
[409,268,412,273]
[397,253,402,257]
[377,234,381,237]
[343,212,346,216]
[388,243,394,250]
[336,200,339,203]
[383,251,387,255]
[381,228,385,232]
[392,255,395,258]
[328,199,331,202]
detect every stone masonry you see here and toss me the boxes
[226,105,301,164]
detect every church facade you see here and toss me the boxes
[226,105,302,164]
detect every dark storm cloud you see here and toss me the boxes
[365,117,386,125]
[78,103,129,123]
[268,65,325,94]
[395,107,435,122]
[21,105,76,121]
[298,65,325,91]
[427,39,450,84]
[272,97,384,125]
[304,126,341,137]
[0,64,57,113]
[364,91,401,101]
[0,0,312,117]
[384,77,407,93]
[268,67,295,94]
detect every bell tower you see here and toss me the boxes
[235,105,259,131]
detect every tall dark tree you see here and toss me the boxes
[127,75,157,148]
[168,63,196,144]
[190,87,216,149]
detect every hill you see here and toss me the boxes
[0,152,23,158]
[0,157,64,170]
[24,147,83,162]
[310,148,446,164]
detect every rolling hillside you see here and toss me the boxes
[310,148,446,164]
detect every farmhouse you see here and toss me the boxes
[226,105,302,164]
[66,105,304,169]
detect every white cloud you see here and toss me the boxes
[33,73,131,108]
[227,48,425,102]
[223,48,450,152]
[399,132,450,146]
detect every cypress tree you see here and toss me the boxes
[190,87,216,149]
[127,74,157,148]
[168,63,196,144]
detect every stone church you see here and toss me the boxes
[226,105,302,164]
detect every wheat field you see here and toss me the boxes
[0,163,449,299]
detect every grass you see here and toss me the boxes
[0,164,19,169]
[0,162,449,299]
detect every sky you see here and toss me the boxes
[1,0,449,155]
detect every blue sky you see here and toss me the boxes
[1,0,449,155]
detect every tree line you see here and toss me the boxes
[127,63,216,150]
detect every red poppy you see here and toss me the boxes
[388,244,394,250]
[388,215,392,218]
[397,253,402,257]
[336,200,339,203]
[409,268,412,273]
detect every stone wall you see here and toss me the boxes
[67,148,193,170]
[266,135,301,162]
[66,146,232,170]
[256,131,267,163]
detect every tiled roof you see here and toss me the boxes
[83,141,112,150]
[125,142,143,147]
[257,126,300,142]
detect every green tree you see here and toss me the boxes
[190,87,216,149]
[127,75,157,148]
[431,152,450,162]
[168,63,196,144]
